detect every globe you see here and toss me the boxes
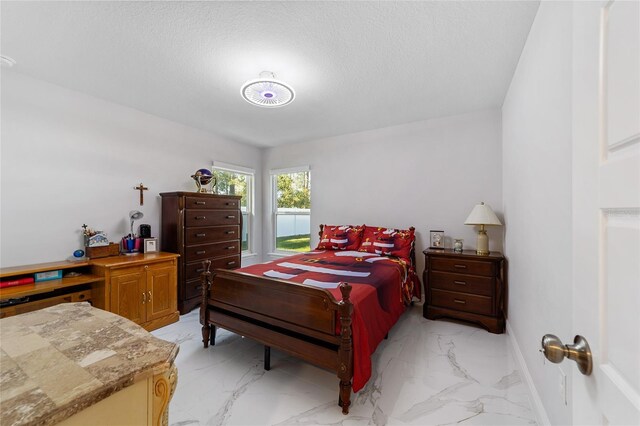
[191,168,215,192]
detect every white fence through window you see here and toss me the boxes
[276,208,310,238]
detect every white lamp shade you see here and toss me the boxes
[464,202,502,226]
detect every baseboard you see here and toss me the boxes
[506,320,551,426]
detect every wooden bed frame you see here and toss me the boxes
[200,225,416,414]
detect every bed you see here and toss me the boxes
[199,224,420,414]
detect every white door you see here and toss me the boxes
[572,1,640,424]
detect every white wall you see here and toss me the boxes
[502,2,573,425]
[0,70,263,267]
[262,108,503,276]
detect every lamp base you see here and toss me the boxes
[476,229,489,255]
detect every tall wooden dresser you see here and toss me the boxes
[423,249,505,333]
[160,192,242,314]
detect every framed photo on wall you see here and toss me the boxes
[429,230,445,249]
[143,238,159,253]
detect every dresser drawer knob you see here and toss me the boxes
[196,250,206,255]
[226,202,236,206]
[454,280,467,286]
[225,230,235,234]
[196,233,206,237]
[226,215,236,219]
[454,299,467,305]
[196,268,205,273]
[196,216,206,220]
[226,246,236,250]
[195,201,206,205]
[454,264,467,269]
[227,261,236,266]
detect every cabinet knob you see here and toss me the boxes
[226,246,236,250]
[227,261,236,266]
[142,292,146,304]
[225,231,235,235]
[195,201,206,205]
[454,264,467,269]
[196,250,206,255]
[453,280,467,286]
[148,291,152,302]
[144,265,149,270]
[453,299,467,305]
[226,215,236,219]
[196,233,206,237]
[196,216,206,220]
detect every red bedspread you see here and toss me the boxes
[237,250,420,392]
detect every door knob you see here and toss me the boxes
[541,334,593,375]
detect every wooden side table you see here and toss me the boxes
[423,249,505,333]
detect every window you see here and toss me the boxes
[212,162,254,254]
[271,167,311,253]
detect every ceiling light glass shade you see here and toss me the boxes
[241,71,295,108]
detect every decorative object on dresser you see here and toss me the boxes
[161,192,242,314]
[190,168,216,193]
[464,202,502,255]
[423,249,505,334]
[429,230,445,249]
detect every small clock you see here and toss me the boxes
[430,230,445,249]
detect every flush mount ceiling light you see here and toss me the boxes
[241,71,295,108]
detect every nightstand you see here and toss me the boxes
[423,249,505,333]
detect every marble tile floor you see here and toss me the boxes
[152,305,536,426]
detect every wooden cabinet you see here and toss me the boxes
[160,192,242,314]
[423,249,505,334]
[91,253,179,331]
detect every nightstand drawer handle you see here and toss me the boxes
[454,264,467,269]
[454,299,467,305]
[195,201,206,205]
[196,250,206,255]
[195,215,206,220]
[226,215,236,219]
[226,246,236,250]
[227,261,236,266]
[196,233,206,237]
[454,280,467,286]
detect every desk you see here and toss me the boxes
[0,302,178,425]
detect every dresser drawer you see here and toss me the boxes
[185,197,240,210]
[185,210,240,227]
[430,271,494,297]
[185,241,240,261]
[184,255,241,281]
[431,289,493,316]
[430,257,495,277]
[185,226,240,245]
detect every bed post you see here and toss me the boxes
[337,282,353,415]
[318,224,324,239]
[200,260,215,348]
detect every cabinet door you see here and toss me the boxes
[145,264,177,322]
[110,270,145,325]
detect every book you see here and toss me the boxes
[0,277,35,288]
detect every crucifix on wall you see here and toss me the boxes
[134,183,148,205]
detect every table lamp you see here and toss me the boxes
[464,202,502,255]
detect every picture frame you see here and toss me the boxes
[429,230,445,249]
[143,238,158,253]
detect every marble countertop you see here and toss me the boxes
[0,302,179,425]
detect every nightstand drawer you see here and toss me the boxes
[430,271,494,296]
[431,289,493,316]
[430,257,495,277]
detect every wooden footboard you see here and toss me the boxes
[200,262,354,414]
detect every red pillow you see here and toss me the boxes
[358,226,415,261]
[316,225,364,251]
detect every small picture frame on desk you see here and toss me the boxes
[429,230,445,249]
[143,238,158,253]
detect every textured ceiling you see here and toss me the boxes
[1,1,539,147]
